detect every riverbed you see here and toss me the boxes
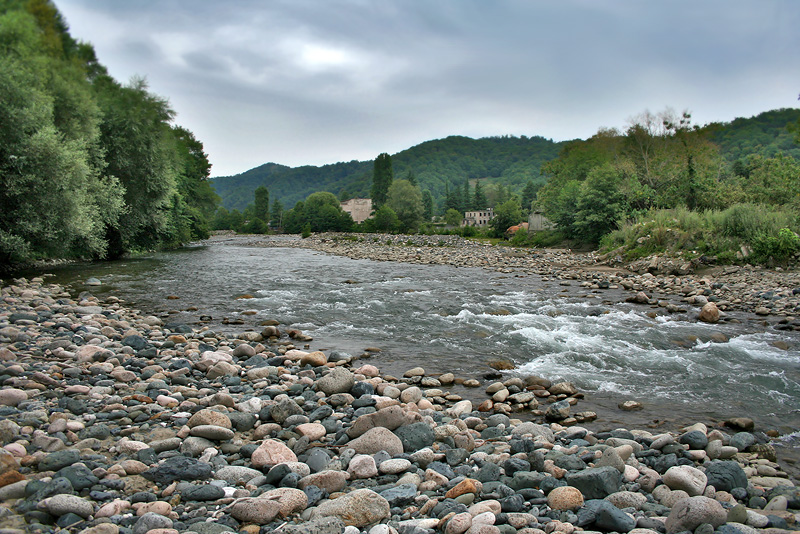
[14,237,799,443]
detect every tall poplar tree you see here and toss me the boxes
[371,153,393,208]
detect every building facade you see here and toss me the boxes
[462,208,494,227]
[340,198,373,224]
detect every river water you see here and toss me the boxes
[14,237,800,470]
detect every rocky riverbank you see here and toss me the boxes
[0,278,798,534]
[234,233,800,328]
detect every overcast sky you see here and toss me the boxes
[56,0,799,177]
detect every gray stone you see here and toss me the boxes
[664,496,727,534]
[565,466,622,500]
[595,448,625,473]
[704,461,747,492]
[679,430,709,450]
[215,466,263,485]
[379,483,418,507]
[394,422,435,453]
[577,499,636,532]
[317,367,355,396]
[282,517,346,534]
[38,450,80,472]
[730,432,756,452]
[132,512,173,534]
[271,398,304,424]
[141,456,213,484]
[181,484,226,501]
[309,488,391,527]
[546,400,571,421]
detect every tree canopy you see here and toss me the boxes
[0,0,217,265]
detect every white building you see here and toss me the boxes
[462,208,494,227]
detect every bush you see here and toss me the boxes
[751,228,800,263]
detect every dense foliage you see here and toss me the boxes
[535,108,800,250]
[0,0,217,266]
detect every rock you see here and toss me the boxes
[283,518,346,534]
[704,461,747,492]
[663,465,707,496]
[348,427,404,455]
[394,422,435,452]
[187,409,232,429]
[132,512,173,534]
[317,367,355,395]
[259,488,309,517]
[547,486,584,510]
[595,448,625,473]
[348,406,410,438]
[309,488,391,527]
[548,382,577,395]
[698,302,720,323]
[380,483,418,507]
[251,439,298,468]
[730,432,756,451]
[189,425,235,440]
[348,454,379,479]
[229,497,283,524]
[565,466,621,499]
[679,430,709,450]
[445,478,482,499]
[546,400,570,421]
[298,470,349,493]
[0,388,27,406]
[618,400,643,411]
[39,494,94,518]
[215,466,263,485]
[446,512,473,534]
[664,496,727,533]
[577,499,636,532]
[181,484,226,501]
[300,351,327,367]
[141,456,212,484]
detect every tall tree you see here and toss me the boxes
[473,180,488,209]
[521,180,537,214]
[253,186,269,221]
[421,190,434,222]
[462,180,471,211]
[270,198,284,227]
[371,153,393,208]
[387,179,424,233]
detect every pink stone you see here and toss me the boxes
[250,439,298,468]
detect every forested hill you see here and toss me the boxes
[212,108,800,213]
[211,135,568,211]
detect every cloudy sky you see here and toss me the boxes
[56,1,799,177]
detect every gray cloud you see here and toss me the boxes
[56,0,800,176]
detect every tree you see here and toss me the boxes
[444,209,463,227]
[253,186,269,222]
[270,198,284,228]
[462,180,471,211]
[386,179,424,233]
[371,152,393,208]
[571,164,629,243]
[373,205,400,232]
[421,190,434,222]
[406,171,418,187]
[489,199,522,238]
[521,180,537,214]
[473,180,488,209]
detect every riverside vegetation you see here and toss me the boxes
[0,277,798,534]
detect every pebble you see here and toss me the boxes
[0,277,796,534]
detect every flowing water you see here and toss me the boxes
[14,237,800,471]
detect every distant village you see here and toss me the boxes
[340,198,554,235]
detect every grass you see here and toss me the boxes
[600,204,800,265]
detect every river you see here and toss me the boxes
[13,237,800,472]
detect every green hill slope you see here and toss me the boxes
[211,135,567,212]
[211,108,800,213]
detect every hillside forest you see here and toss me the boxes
[2,1,799,268]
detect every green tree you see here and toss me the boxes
[0,8,122,263]
[571,164,629,243]
[489,199,522,238]
[521,180,537,214]
[373,205,400,233]
[421,190,434,222]
[444,208,463,227]
[171,126,218,239]
[371,152,393,208]
[473,180,488,209]
[386,179,424,233]
[270,198,284,228]
[253,186,269,221]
